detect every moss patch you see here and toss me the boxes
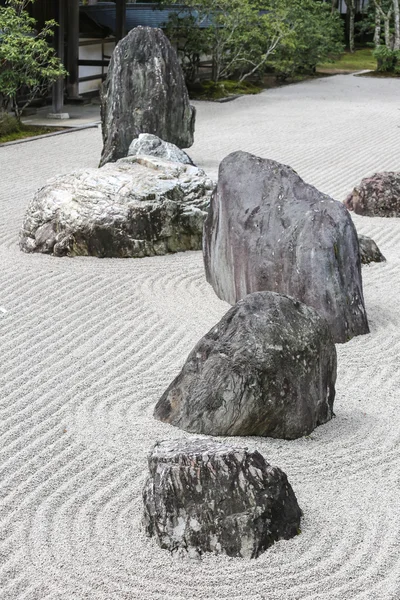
[318,48,376,72]
[0,123,65,144]
[188,80,262,101]
[356,70,400,79]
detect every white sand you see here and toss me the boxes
[1,74,400,599]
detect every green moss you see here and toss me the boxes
[188,79,262,101]
[318,48,376,72]
[0,123,64,144]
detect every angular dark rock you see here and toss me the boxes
[128,134,194,165]
[154,291,337,439]
[344,172,400,217]
[358,234,386,265]
[99,27,195,167]
[203,151,369,343]
[20,156,213,258]
[143,438,302,559]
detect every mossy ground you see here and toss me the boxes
[188,80,263,101]
[318,48,377,72]
[0,123,64,144]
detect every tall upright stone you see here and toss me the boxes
[99,27,195,167]
[203,151,369,344]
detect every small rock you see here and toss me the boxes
[154,291,337,439]
[358,234,386,264]
[345,172,400,217]
[143,438,302,559]
[128,134,194,165]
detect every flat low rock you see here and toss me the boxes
[358,234,386,265]
[20,156,213,258]
[100,27,195,166]
[128,134,194,165]
[154,291,337,439]
[143,439,302,559]
[203,151,369,343]
[345,172,400,217]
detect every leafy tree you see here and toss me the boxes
[162,0,293,83]
[269,0,344,80]
[163,0,343,83]
[0,0,67,121]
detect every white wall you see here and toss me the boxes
[78,39,115,95]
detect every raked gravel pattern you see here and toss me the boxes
[1,74,400,600]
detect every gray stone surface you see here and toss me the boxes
[203,151,369,343]
[345,172,400,217]
[20,156,213,257]
[154,291,337,439]
[143,438,302,559]
[358,234,386,264]
[128,134,194,165]
[99,27,195,167]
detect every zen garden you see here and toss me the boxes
[0,0,400,599]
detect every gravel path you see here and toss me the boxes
[1,74,400,600]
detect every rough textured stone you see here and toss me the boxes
[128,133,194,165]
[203,151,369,344]
[344,172,400,217]
[358,234,386,265]
[154,291,337,439]
[20,156,213,258]
[143,439,302,559]
[100,27,195,167]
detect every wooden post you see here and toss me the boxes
[115,0,127,44]
[67,0,80,99]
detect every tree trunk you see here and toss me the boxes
[345,0,356,52]
[384,14,392,47]
[349,6,355,52]
[393,0,400,50]
[374,8,381,47]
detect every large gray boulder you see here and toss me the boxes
[143,439,302,559]
[358,234,386,265]
[203,151,369,343]
[154,291,337,440]
[100,27,195,167]
[345,172,400,217]
[128,134,194,165]
[20,156,213,258]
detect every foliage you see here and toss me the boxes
[164,14,210,84]
[373,44,400,70]
[0,0,67,120]
[0,109,18,136]
[271,0,344,80]
[162,0,344,84]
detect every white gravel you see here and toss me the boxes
[1,73,400,599]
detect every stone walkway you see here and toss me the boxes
[1,74,400,600]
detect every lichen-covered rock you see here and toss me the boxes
[143,439,302,559]
[100,27,195,167]
[154,291,337,439]
[128,134,194,165]
[203,151,369,343]
[345,172,400,217]
[358,234,386,265]
[19,156,213,258]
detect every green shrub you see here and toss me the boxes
[373,46,400,72]
[0,111,20,137]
